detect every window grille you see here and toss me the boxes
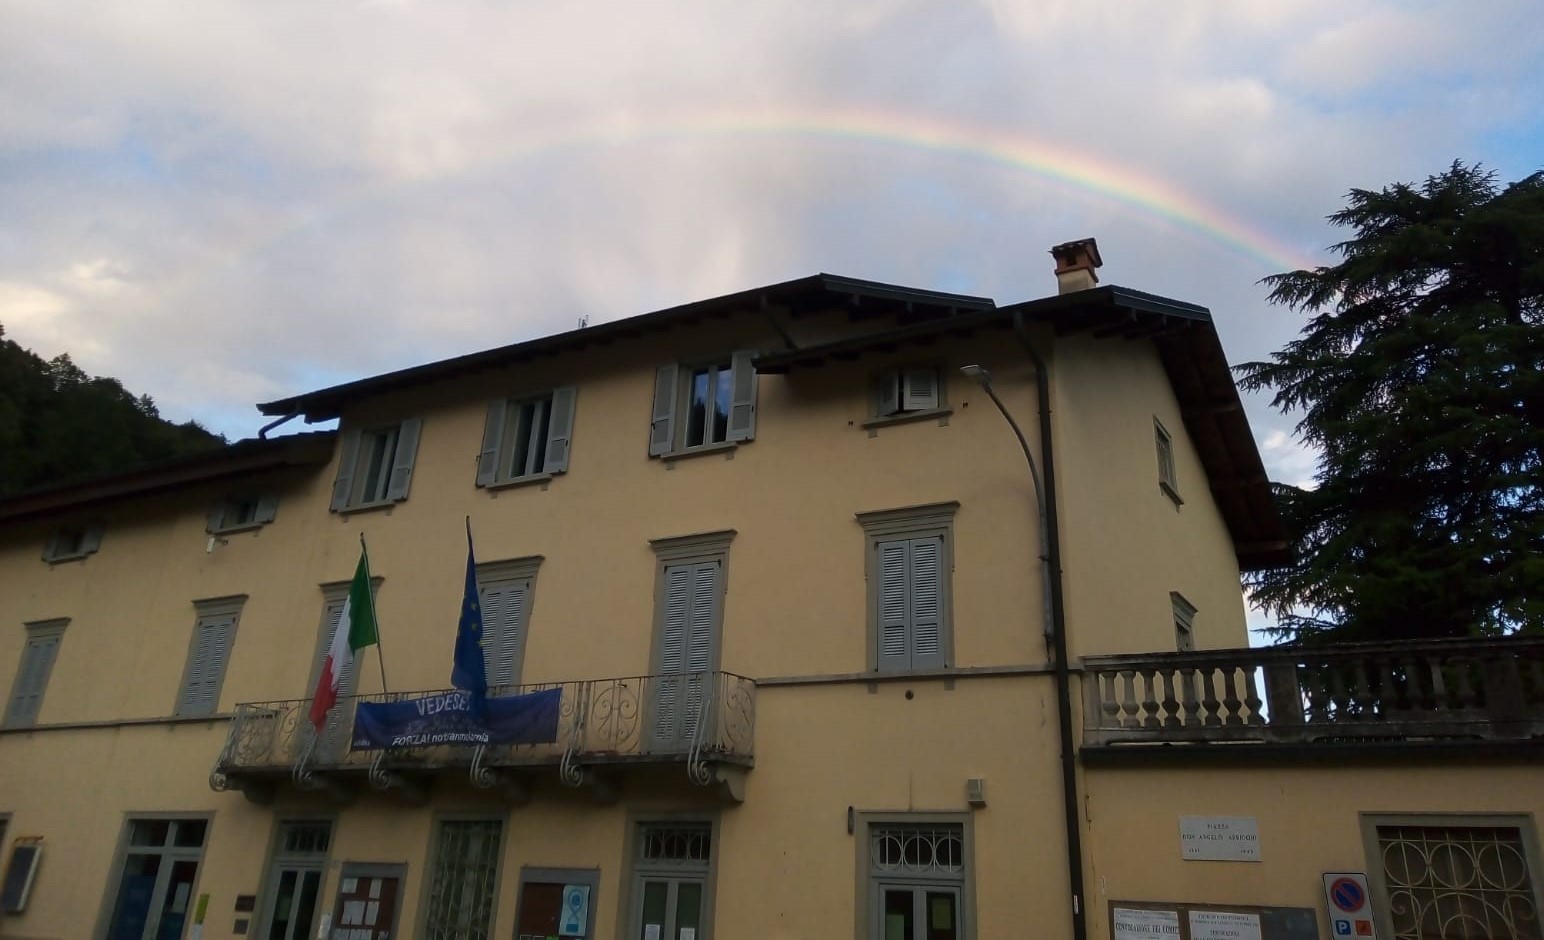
[638,824,712,869]
[424,820,503,940]
[1376,824,1541,940]
[870,824,966,880]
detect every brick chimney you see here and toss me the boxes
[1050,238,1102,294]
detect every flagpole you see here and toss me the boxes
[360,533,389,694]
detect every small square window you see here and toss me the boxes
[42,524,103,563]
[207,495,277,533]
[648,351,757,457]
[875,367,943,418]
[477,389,576,486]
[1155,419,1182,505]
[330,419,422,512]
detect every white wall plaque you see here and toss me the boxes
[1179,816,1261,861]
[1113,907,1181,939]
[1189,910,1263,940]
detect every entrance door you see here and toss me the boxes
[264,868,322,940]
[635,877,705,940]
[876,885,961,940]
[651,561,720,752]
[259,821,331,940]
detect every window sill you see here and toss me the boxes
[1159,480,1185,507]
[209,522,266,536]
[660,440,740,463]
[483,472,554,492]
[862,407,953,431]
[43,552,93,565]
[335,499,399,517]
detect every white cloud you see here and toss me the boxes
[0,0,1539,440]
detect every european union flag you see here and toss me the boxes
[451,520,489,715]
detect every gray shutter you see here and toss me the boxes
[206,503,226,534]
[653,564,692,747]
[80,524,104,555]
[649,364,678,456]
[42,531,60,561]
[385,418,422,501]
[476,399,507,487]
[178,614,237,717]
[877,372,900,417]
[876,540,911,671]
[254,494,279,524]
[543,386,577,474]
[902,368,939,412]
[8,634,60,726]
[682,562,719,738]
[330,429,363,511]
[909,536,946,668]
[479,578,528,689]
[726,349,758,442]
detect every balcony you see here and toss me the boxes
[1082,637,1544,757]
[211,671,755,804]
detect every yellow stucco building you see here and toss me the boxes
[1,242,1540,940]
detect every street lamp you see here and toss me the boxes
[960,365,1053,646]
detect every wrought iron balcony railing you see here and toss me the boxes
[1083,637,1544,748]
[211,671,754,797]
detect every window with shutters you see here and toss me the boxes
[1361,814,1544,940]
[5,619,67,728]
[422,818,504,940]
[1171,592,1197,652]
[43,524,103,563]
[476,557,541,690]
[648,351,758,457]
[648,531,733,752]
[476,388,577,487]
[872,366,947,422]
[1155,418,1182,505]
[207,494,278,534]
[857,503,958,673]
[174,595,245,717]
[329,419,423,512]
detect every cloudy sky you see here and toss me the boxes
[2,0,1540,490]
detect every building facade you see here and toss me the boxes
[1,251,1540,940]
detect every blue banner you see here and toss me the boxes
[351,687,561,750]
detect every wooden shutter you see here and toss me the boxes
[543,386,577,474]
[649,364,678,456]
[726,349,758,442]
[7,632,61,726]
[877,372,901,417]
[177,612,238,717]
[902,368,940,412]
[909,536,946,668]
[254,495,279,524]
[476,399,508,487]
[330,429,363,511]
[385,418,422,501]
[876,540,911,671]
[478,578,528,689]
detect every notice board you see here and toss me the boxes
[1111,900,1318,940]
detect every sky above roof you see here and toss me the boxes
[2,0,1540,495]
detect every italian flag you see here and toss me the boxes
[308,551,379,729]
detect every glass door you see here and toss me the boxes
[104,819,207,940]
[635,877,705,940]
[264,867,322,940]
[877,885,961,940]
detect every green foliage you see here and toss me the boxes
[0,324,225,495]
[1238,162,1544,643]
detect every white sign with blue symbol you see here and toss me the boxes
[560,884,590,937]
